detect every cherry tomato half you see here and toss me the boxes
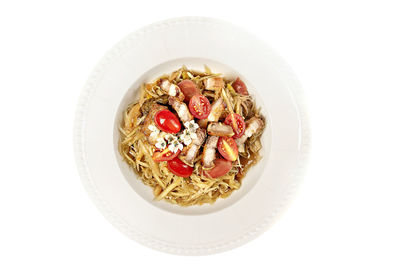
[189,95,211,119]
[152,147,180,162]
[154,109,181,133]
[224,113,246,138]
[217,137,238,161]
[232,77,248,95]
[167,157,193,177]
[203,158,232,178]
[178,80,201,102]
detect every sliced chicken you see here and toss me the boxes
[202,136,219,170]
[198,98,226,128]
[204,77,225,91]
[160,79,185,101]
[207,122,234,137]
[179,129,206,166]
[235,117,264,153]
[141,104,167,144]
[168,96,193,124]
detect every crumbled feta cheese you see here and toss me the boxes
[168,139,183,153]
[184,120,199,133]
[164,134,178,143]
[179,129,192,146]
[155,138,166,150]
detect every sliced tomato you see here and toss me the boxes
[178,80,201,102]
[217,137,238,161]
[167,157,193,177]
[152,148,180,162]
[203,158,232,178]
[154,109,181,133]
[224,113,246,138]
[232,77,248,95]
[189,95,211,119]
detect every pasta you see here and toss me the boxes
[119,66,265,206]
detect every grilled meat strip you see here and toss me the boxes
[198,98,226,128]
[168,96,193,124]
[207,122,234,137]
[203,77,225,91]
[235,117,264,153]
[202,135,219,170]
[160,79,185,101]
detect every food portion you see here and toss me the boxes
[119,66,265,206]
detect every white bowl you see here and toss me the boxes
[74,17,310,255]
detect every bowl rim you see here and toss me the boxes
[74,16,311,255]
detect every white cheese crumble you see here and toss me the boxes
[164,134,178,143]
[179,129,193,146]
[155,138,166,150]
[150,121,200,152]
[184,120,199,133]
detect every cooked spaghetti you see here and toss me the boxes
[119,66,265,206]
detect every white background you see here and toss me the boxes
[1,0,399,272]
